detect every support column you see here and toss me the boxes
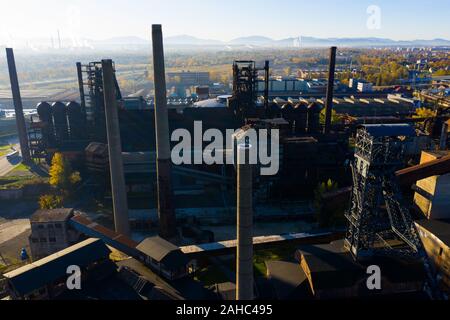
[324,46,337,134]
[152,24,176,239]
[5,48,31,163]
[236,143,253,300]
[102,59,130,236]
[76,62,86,117]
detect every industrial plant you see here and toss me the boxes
[0,20,449,304]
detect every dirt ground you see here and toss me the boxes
[0,200,37,270]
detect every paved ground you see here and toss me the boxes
[0,200,37,268]
[0,219,30,245]
[0,144,21,176]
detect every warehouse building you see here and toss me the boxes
[4,238,113,300]
[28,208,81,260]
[136,236,189,280]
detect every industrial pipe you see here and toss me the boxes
[102,59,130,236]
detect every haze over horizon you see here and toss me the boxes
[1,0,449,47]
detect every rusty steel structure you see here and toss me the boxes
[345,124,444,299]
[230,60,270,122]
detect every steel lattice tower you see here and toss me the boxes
[344,124,444,299]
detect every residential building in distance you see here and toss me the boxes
[357,81,373,92]
[167,71,210,86]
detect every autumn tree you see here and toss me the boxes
[320,108,343,125]
[49,152,81,194]
[39,194,63,210]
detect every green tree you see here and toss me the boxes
[314,179,346,228]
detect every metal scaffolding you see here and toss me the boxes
[344,124,444,299]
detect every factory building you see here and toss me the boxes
[413,151,450,219]
[4,238,113,300]
[28,208,81,260]
[415,219,450,293]
[136,237,189,280]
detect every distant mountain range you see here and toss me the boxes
[7,35,450,51]
[162,35,450,47]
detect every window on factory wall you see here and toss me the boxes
[439,248,444,256]
[31,238,38,243]
[40,238,47,243]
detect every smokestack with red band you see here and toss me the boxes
[152,24,177,239]
[324,46,337,134]
[5,48,31,164]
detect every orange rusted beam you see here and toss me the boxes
[396,155,450,186]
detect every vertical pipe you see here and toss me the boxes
[152,24,176,239]
[76,62,86,117]
[236,143,253,300]
[324,46,337,134]
[102,59,130,236]
[264,60,270,117]
[5,48,31,164]
[439,122,448,150]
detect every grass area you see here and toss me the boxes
[0,175,48,190]
[253,246,298,277]
[11,163,30,173]
[193,265,229,286]
[0,145,12,157]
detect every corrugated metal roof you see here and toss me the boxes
[4,238,111,296]
[30,208,74,223]
[136,237,188,269]
[361,124,416,137]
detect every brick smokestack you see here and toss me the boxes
[152,24,176,239]
[5,48,31,164]
[324,46,337,134]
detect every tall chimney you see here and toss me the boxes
[324,46,337,134]
[152,24,176,239]
[5,48,31,164]
[102,59,130,236]
[236,143,253,300]
[76,62,86,117]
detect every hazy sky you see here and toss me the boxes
[1,0,449,43]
